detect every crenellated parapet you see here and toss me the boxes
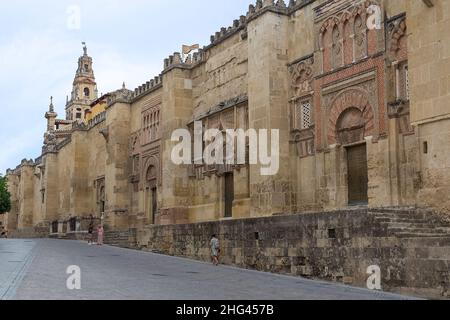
[131,75,163,101]
[208,15,248,47]
[246,0,315,20]
[247,0,287,20]
[206,0,314,47]
[6,161,32,176]
[162,49,206,72]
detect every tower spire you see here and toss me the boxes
[49,96,54,112]
[65,43,98,121]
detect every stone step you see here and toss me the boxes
[402,237,450,247]
[375,218,436,227]
[396,232,450,238]
[389,226,450,234]
[369,207,418,213]
[384,222,450,229]
[371,212,430,220]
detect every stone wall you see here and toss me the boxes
[407,0,450,216]
[136,208,450,299]
[104,229,137,249]
[9,226,49,239]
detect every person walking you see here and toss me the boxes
[97,224,104,246]
[210,234,220,266]
[87,216,94,245]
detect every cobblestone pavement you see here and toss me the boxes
[0,239,416,300]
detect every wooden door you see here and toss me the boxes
[224,173,234,218]
[347,144,369,205]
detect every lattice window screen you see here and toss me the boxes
[300,101,312,129]
[405,65,410,101]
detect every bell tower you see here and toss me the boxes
[65,42,98,120]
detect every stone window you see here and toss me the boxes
[404,64,410,101]
[84,87,90,98]
[84,64,89,72]
[295,100,312,130]
[396,62,409,101]
[141,108,160,144]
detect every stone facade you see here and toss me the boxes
[4,0,450,297]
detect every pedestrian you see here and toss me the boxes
[87,216,94,245]
[97,224,104,246]
[210,234,220,266]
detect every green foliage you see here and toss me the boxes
[0,175,11,215]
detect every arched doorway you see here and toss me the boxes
[145,165,157,224]
[336,108,369,205]
[99,186,105,214]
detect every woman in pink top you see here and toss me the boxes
[97,225,104,246]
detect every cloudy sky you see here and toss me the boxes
[0,0,250,174]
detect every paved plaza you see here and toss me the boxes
[0,239,415,300]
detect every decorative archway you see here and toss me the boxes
[146,165,157,189]
[336,108,365,145]
[327,89,375,145]
[143,156,160,225]
[142,156,160,188]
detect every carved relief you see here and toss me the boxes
[288,56,314,99]
[332,24,343,69]
[317,0,380,73]
[387,15,407,62]
[189,101,247,179]
[353,14,367,60]
[289,56,315,157]
[336,108,365,145]
[291,127,315,158]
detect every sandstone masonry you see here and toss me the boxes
[3,0,450,298]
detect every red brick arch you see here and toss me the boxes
[327,89,375,145]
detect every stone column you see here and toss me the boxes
[17,162,35,229]
[104,99,132,230]
[71,130,90,219]
[5,171,19,231]
[43,152,59,223]
[159,66,192,225]
[247,11,294,217]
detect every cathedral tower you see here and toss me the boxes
[65,43,98,120]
